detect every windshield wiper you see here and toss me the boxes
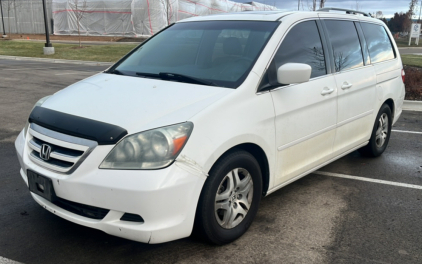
[135,72,217,86]
[108,69,125,75]
[136,72,161,78]
[159,72,217,86]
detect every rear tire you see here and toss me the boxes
[358,104,392,157]
[195,149,262,245]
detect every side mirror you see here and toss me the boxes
[277,63,312,85]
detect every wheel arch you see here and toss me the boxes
[208,143,271,196]
[383,98,395,120]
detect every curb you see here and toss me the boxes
[403,100,422,112]
[0,55,113,66]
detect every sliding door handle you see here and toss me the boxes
[321,87,335,96]
[341,82,353,90]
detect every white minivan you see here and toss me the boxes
[15,9,405,245]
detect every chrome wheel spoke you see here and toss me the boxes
[216,188,231,201]
[216,200,231,211]
[238,177,253,195]
[235,203,248,216]
[375,113,389,148]
[227,207,238,228]
[238,195,251,210]
[232,168,242,188]
[215,201,233,228]
[216,173,234,201]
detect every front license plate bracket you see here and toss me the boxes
[27,170,58,203]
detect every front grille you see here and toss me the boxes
[53,198,110,220]
[27,123,97,174]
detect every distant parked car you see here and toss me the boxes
[16,8,405,245]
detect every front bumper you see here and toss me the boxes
[15,129,207,244]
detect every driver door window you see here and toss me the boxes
[272,21,327,79]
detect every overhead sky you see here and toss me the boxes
[233,0,421,18]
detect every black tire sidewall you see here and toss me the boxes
[368,104,392,156]
[197,150,262,245]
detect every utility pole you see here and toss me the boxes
[0,0,7,38]
[419,0,422,22]
[42,0,54,54]
[298,0,300,10]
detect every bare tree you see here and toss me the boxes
[3,0,21,39]
[404,0,418,32]
[408,0,418,18]
[312,0,317,11]
[307,0,325,11]
[68,0,88,48]
[352,0,361,11]
[304,0,317,11]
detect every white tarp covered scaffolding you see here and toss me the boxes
[52,0,277,36]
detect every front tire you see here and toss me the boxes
[195,149,262,245]
[359,104,392,157]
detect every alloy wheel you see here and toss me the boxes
[375,113,389,148]
[214,168,254,229]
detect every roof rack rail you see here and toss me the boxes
[317,7,371,17]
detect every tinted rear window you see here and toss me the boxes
[361,23,395,63]
[324,20,364,72]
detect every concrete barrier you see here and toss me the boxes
[403,100,422,112]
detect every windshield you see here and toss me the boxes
[110,21,279,88]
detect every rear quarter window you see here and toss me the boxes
[361,23,395,63]
[324,20,364,72]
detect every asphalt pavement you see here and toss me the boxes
[0,59,422,264]
[398,47,422,55]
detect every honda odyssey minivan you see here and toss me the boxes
[15,8,405,245]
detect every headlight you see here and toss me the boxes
[100,122,193,170]
[24,96,51,137]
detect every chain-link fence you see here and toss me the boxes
[0,0,53,35]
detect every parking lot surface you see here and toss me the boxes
[398,47,422,55]
[0,59,421,264]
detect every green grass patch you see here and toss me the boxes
[394,38,422,47]
[401,54,422,68]
[0,40,138,62]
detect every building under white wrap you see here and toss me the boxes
[52,0,277,36]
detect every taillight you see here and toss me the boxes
[402,69,405,83]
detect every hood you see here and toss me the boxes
[42,73,233,134]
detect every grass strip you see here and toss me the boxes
[401,54,422,68]
[0,40,138,62]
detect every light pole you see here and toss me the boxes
[419,0,422,23]
[42,0,54,54]
[0,0,7,38]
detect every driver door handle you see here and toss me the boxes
[341,81,353,90]
[321,87,335,96]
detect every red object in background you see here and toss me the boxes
[402,69,406,83]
